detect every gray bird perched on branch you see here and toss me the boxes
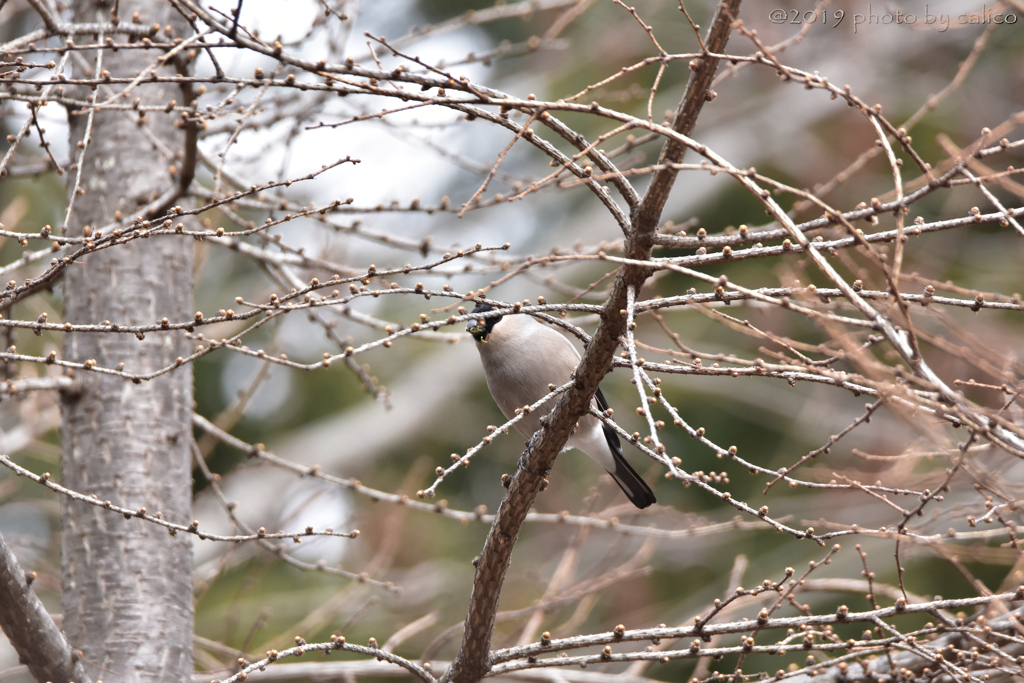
[466,303,656,509]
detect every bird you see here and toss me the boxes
[466,303,656,509]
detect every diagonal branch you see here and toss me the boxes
[632,0,741,236]
[442,3,742,682]
[24,0,61,32]
[0,532,92,683]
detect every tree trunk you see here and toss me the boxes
[61,2,194,681]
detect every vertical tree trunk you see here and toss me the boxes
[61,2,194,681]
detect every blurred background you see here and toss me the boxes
[1,0,1022,679]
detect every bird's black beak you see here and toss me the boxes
[467,320,488,342]
[467,303,499,342]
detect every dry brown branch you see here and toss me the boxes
[1,1,1022,681]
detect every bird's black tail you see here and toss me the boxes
[594,388,656,509]
[599,421,656,509]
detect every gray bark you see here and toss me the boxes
[61,2,195,681]
[0,532,91,683]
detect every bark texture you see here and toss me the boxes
[0,532,91,683]
[61,2,195,681]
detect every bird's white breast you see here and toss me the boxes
[475,315,580,438]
